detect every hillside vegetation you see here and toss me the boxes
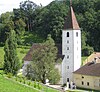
[0,0,99,57]
[0,46,29,68]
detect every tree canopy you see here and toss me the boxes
[0,0,100,55]
[25,34,61,84]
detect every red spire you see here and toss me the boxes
[63,1,80,30]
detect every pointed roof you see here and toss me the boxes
[63,1,80,30]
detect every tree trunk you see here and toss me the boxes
[42,73,46,84]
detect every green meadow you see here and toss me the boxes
[0,74,39,92]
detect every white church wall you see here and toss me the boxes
[62,30,75,84]
[62,29,81,84]
[22,61,31,75]
[73,30,81,71]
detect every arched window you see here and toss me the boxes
[67,47,69,50]
[67,55,69,59]
[67,32,69,37]
[67,40,69,43]
[76,32,78,37]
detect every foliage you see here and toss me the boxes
[82,45,94,56]
[73,0,100,51]
[0,12,14,45]
[14,18,26,45]
[0,0,100,53]
[6,73,13,78]
[48,68,61,84]
[0,46,29,68]
[34,1,69,43]
[25,34,61,84]
[19,0,38,31]
[4,30,20,75]
[0,47,4,68]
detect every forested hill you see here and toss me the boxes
[0,0,100,56]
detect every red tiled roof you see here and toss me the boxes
[73,62,100,77]
[63,6,80,30]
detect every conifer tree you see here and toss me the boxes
[4,30,20,75]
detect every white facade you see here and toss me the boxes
[22,61,31,75]
[62,29,81,84]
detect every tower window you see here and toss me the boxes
[67,78,69,82]
[67,47,69,50]
[67,32,69,37]
[76,32,78,37]
[67,40,69,43]
[67,55,69,59]
[67,66,69,69]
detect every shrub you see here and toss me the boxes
[19,77,22,83]
[6,73,12,78]
[15,77,18,81]
[28,80,31,85]
[23,77,26,84]
[34,80,37,88]
[62,83,66,87]
[82,45,94,56]
[37,82,42,89]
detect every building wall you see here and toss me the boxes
[62,30,74,84]
[73,74,100,90]
[22,61,31,75]
[73,30,81,71]
[62,29,81,84]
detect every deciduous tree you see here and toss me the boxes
[26,34,61,84]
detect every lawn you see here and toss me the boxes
[81,56,87,65]
[0,73,59,92]
[0,74,39,92]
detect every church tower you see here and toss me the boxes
[62,0,81,84]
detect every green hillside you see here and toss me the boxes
[0,74,39,92]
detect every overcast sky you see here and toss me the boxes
[0,0,54,14]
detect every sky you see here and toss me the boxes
[0,0,54,14]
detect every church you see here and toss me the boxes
[23,0,81,85]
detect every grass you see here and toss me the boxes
[0,74,39,92]
[0,72,59,92]
[81,56,87,65]
[12,76,59,92]
[17,46,30,62]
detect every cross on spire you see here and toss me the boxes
[70,0,72,6]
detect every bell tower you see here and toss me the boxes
[62,0,81,84]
